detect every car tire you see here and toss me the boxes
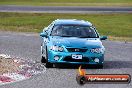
[45,59,53,68]
[41,56,46,63]
[41,44,46,63]
[45,47,53,68]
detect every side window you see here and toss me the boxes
[43,22,54,35]
[90,26,99,38]
[47,22,54,30]
[47,24,53,30]
[48,25,55,35]
[47,23,54,33]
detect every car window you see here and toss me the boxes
[45,22,55,35]
[51,25,98,38]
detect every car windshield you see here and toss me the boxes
[51,25,99,38]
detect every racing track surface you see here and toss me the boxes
[0,5,132,13]
[0,32,132,88]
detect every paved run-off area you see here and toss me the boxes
[0,32,132,88]
[0,6,132,13]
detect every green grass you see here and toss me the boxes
[109,36,132,42]
[1,0,132,3]
[0,0,132,6]
[0,12,132,38]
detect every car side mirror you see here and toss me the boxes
[100,36,107,40]
[40,32,47,37]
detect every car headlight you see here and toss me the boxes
[90,48,104,53]
[50,46,64,52]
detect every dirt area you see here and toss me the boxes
[0,55,19,75]
[0,54,46,85]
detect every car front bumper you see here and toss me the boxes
[47,49,104,65]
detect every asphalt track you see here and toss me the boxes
[0,32,132,88]
[0,5,132,13]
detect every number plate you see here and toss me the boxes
[72,55,82,59]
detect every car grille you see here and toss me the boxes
[66,48,88,52]
[63,56,89,62]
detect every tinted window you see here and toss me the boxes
[51,25,98,38]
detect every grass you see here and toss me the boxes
[0,0,132,6]
[0,12,132,40]
[109,36,132,42]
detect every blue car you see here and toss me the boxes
[40,19,107,68]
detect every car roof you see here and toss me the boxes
[54,19,93,26]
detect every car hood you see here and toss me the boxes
[50,36,103,48]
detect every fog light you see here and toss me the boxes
[54,56,60,61]
[94,58,99,63]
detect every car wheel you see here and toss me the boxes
[41,44,46,63]
[41,56,46,63]
[45,47,53,68]
[45,59,53,68]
